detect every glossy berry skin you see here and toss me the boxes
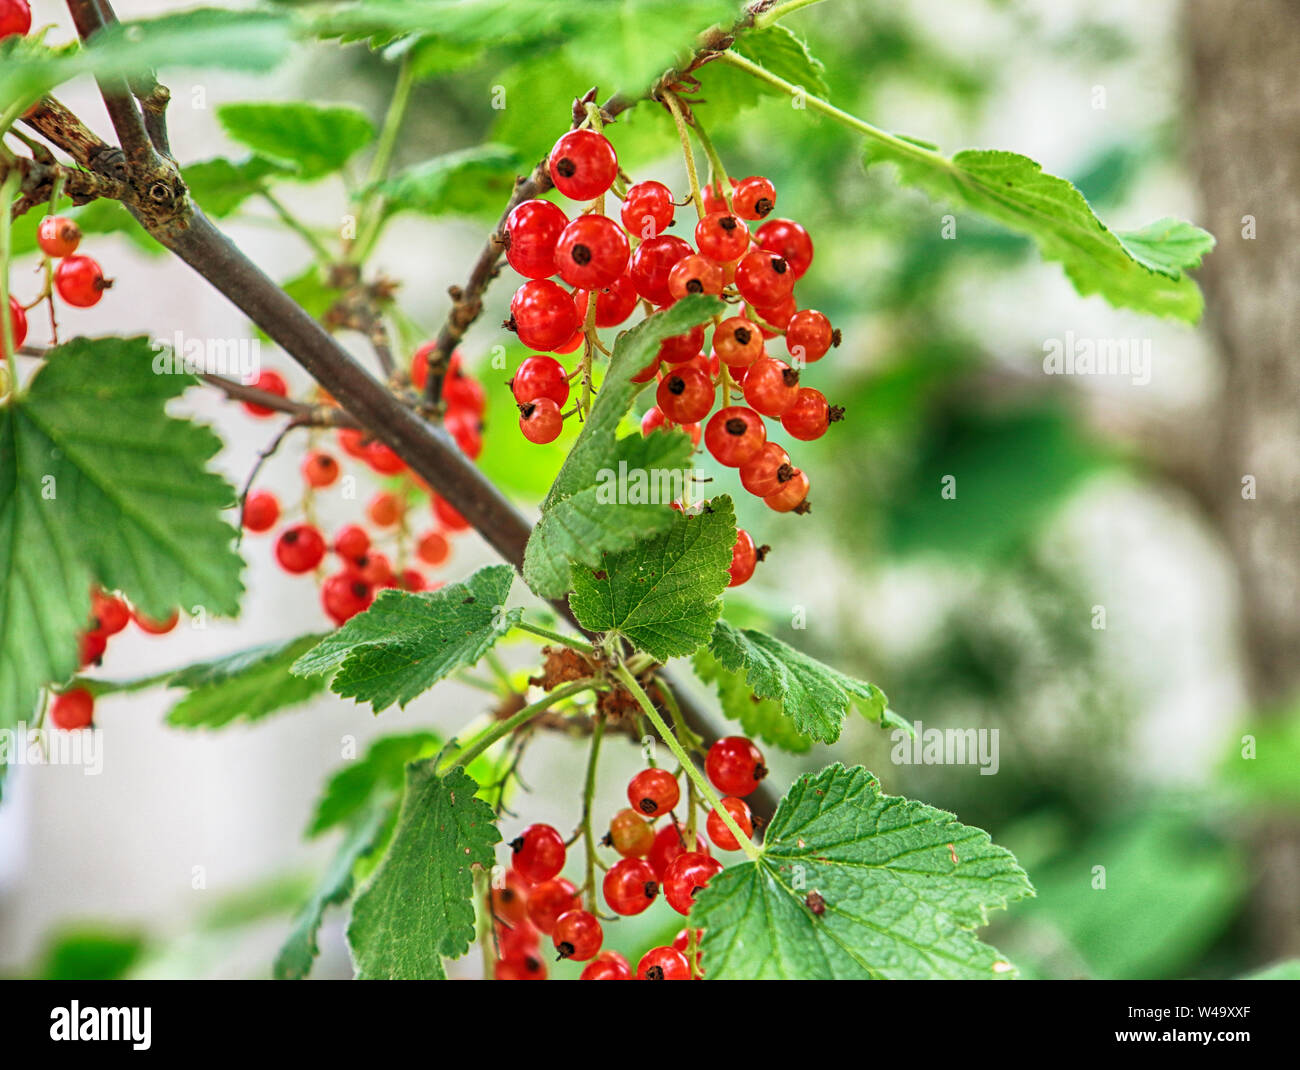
[0,0,31,40]
[51,688,95,730]
[54,255,110,307]
[607,808,655,857]
[658,324,706,365]
[519,398,564,444]
[735,250,795,307]
[512,354,569,407]
[242,370,288,417]
[656,366,714,425]
[621,180,675,237]
[321,572,374,626]
[90,590,130,636]
[581,950,632,980]
[667,254,724,300]
[706,736,768,796]
[707,796,755,851]
[727,529,758,588]
[765,467,810,513]
[739,443,792,498]
[432,494,470,532]
[363,439,406,475]
[347,551,393,588]
[701,178,736,214]
[275,524,326,573]
[333,524,370,563]
[6,295,26,353]
[695,211,750,263]
[548,129,618,201]
[552,909,603,961]
[647,822,710,880]
[554,214,629,290]
[416,529,451,567]
[637,946,691,980]
[495,953,547,981]
[525,878,580,935]
[79,629,107,667]
[663,852,724,916]
[603,857,659,916]
[782,387,832,440]
[713,316,763,367]
[242,489,280,532]
[754,293,797,333]
[504,199,568,279]
[447,406,484,460]
[785,309,835,363]
[627,767,680,817]
[733,175,777,220]
[743,357,800,418]
[509,279,580,351]
[629,234,692,305]
[491,871,531,926]
[705,406,766,468]
[367,491,403,527]
[495,919,539,961]
[132,608,179,635]
[756,218,814,278]
[510,823,566,883]
[444,372,486,414]
[575,273,639,327]
[301,450,340,488]
[38,215,82,258]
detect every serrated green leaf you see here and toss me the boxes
[708,620,888,744]
[691,648,812,753]
[291,564,521,712]
[693,764,1033,979]
[347,763,499,978]
[217,102,375,181]
[1116,217,1218,275]
[693,24,828,120]
[308,731,442,837]
[570,497,735,662]
[166,635,329,729]
[375,144,522,220]
[183,156,290,218]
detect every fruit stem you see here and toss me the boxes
[691,118,732,210]
[579,712,607,909]
[351,54,416,263]
[441,676,600,771]
[752,0,829,30]
[0,169,20,392]
[515,619,597,655]
[661,90,705,220]
[260,188,335,262]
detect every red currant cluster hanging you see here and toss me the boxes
[490,734,766,980]
[5,215,112,357]
[238,347,487,626]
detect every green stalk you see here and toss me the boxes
[441,677,599,771]
[1,169,20,392]
[753,0,830,29]
[351,56,416,263]
[579,713,606,909]
[515,619,597,655]
[260,189,335,261]
[661,90,704,220]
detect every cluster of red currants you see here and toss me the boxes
[490,735,766,980]
[239,348,486,625]
[5,215,112,355]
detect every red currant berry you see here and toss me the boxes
[765,468,810,513]
[37,215,82,259]
[511,823,566,883]
[444,405,483,460]
[785,309,836,363]
[242,370,288,417]
[727,529,758,588]
[399,568,428,592]
[132,607,179,634]
[346,551,394,588]
[667,254,724,300]
[756,217,813,278]
[321,572,374,625]
[694,211,750,263]
[663,852,724,915]
[637,946,691,980]
[336,427,368,459]
[782,387,834,440]
[627,767,680,816]
[656,365,714,425]
[79,629,107,666]
[444,373,486,415]
[491,870,531,926]
[647,822,710,880]
[580,950,631,980]
[333,524,370,563]
[51,688,94,730]
[432,494,470,532]
[744,356,800,417]
[519,397,564,444]
[301,450,340,488]
[363,438,406,476]
[621,180,675,237]
[548,129,618,201]
[712,316,763,367]
[416,529,451,567]
[494,953,547,980]
[90,590,130,636]
[735,250,795,307]
[732,175,777,220]
[658,324,706,364]
[739,443,792,497]
[512,354,570,407]
[495,918,539,960]
[606,808,655,857]
[603,857,659,916]
[754,293,797,333]
[509,279,580,351]
[525,877,580,934]
[504,198,568,279]
[552,908,602,961]
[6,295,26,354]
[705,736,768,796]
[706,796,754,851]
[701,178,736,214]
[629,234,692,305]
[575,272,639,327]
[54,254,111,307]
[705,406,766,467]
[242,489,280,533]
[554,214,629,290]
[275,523,327,573]
[0,0,31,39]
[367,491,404,527]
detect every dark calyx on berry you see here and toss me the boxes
[644,965,665,980]
[829,405,846,422]
[570,243,592,265]
[665,375,687,395]
[782,368,800,387]
[776,463,797,482]
[555,157,577,178]
[725,417,747,436]
[733,326,752,344]
[771,257,789,274]
[754,197,774,216]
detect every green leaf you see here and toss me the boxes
[217,102,375,181]
[1243,959,1300,981]
[308,731,442,837]
[693,764,1033,979]
[522,295,723,600]
[691,648,812,753]
[570,497,735,662]
[375,144,522,219]
[347,763,499,978]
[1220,705,1300,812]
[274,802,392,981]
[291,564,521,712]
[0,337,244,724]
[165,635,329,729]
[862,143,1213,321]
[708,621,889,744]
[33,926,147,980]
[183,156,289,218]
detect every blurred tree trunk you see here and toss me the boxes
[1186,0,1300,962]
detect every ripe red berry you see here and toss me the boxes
[732,176,777,220]
[37,215,82,259]
[79,629,107,666]
[782,386,833,440]
[658,324,706,365]
[367,491,404,527]
[629,234,692,305]
[525,877,580,934]
[275,523,327,573]
[0,0,31,40]
[444,373,486,415]
[705,736,768,796]
[606,808,655,857]
[765,467,811,513]
[444,405,484,459]
[785,309,835,363]
[694,211,750,263]
[495,918,539,960]
[242,489,280,532]
[742,357,800,418]
[504,198,568,279]
[347,551,394,588]
[756,217,813,278]
[509,279,580,351]
[552,908,602,961]
[667,254,724,300]
[54,254,110,308]
[333,523,370,563]
[432,494,470,532]
[627,767,680,816]
[491,871,531,926]
[90,590,130,636]
[361,439,405,475]
[754,293,797,333]
[580,950,632,980]
[706,796,754,851]
[727,529,758,588]
[647,822,710,880]
[739,443,792,497]
[321,572,374,625]
[712,316,763,367]
[656,365,714,425]
[574,273,639,327]
[242,370,288,417]
[621,180,675,237]
[51,688,94,730]
[337,427,368,459]
[548,130,618,201]
[701,177,736,214]
[637,945,691,980]
[512,354,570,407]
[5,295,26,354]
[603,857,659,916]
[416,529,451,567]
[132,608,179,635]
[663,851,724,915]
[554,214,629,290]
[511,823,566,883]
[399,568,428,592]
[301,450,340,488]
[519,398,564,444]
[735,250,795,307]
[494,953,547,980]
[705,406,766,467]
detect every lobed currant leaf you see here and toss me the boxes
[693,24,829,117]
[371,144,522,220]
[691,648,812,754]
[692,764,1034,979]
[308,731,442,838]
[182,155,293,218]
[217,101,376,181]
